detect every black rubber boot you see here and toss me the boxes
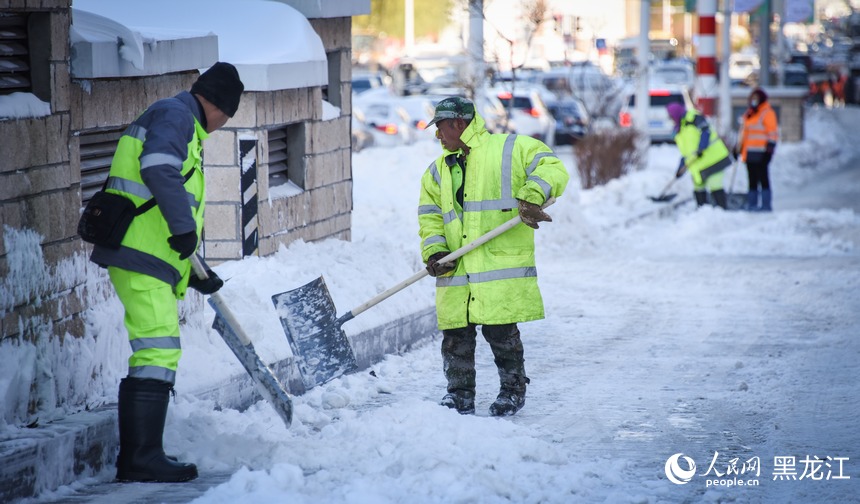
[440,326,478,414]
[711,189,728,209]
[694,190,708,207]
[440,390,476,415]
[483,324,530,417]
[116,377,198,482]
[489,380,529,417]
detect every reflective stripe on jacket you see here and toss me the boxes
[674,110,730,185]
[90,92,208,298]
[740,101,778,162]
[418,111,569,330]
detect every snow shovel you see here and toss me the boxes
[190,255,293,428]
[649,172,682,203]
[272,198,556,390]
[725,156,748,211]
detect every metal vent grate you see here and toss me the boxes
[267,126,289,187]
[80,127,124,205]
[0,14,30,95]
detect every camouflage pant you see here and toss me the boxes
[441,323,529,395]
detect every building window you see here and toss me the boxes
[267,123,305,193]
[79,127,124,205]
[325,50,343,109]
[0,13,31,95]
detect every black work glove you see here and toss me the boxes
[188,268,224,295]
[426,252,455,277]
[675,165,687,179]
[517,199,552,229]
[168,231,198,259]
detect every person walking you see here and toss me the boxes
[666,102,731,209]
[89,62,244,482]
[418,97,569,417]
[737,88,778,211]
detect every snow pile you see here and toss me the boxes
[0,92,51,120]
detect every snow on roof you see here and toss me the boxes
[273,0,371,19]
[72,0,327,91]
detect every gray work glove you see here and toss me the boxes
[426,252,455,277]
[517,199,552,229]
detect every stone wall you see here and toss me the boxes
[0,0,81,343]
[1,6,359,425]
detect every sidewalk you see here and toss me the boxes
[1,307,437,503]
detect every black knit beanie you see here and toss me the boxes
[191,62,244,117]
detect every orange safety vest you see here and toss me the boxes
[740,101,778,162]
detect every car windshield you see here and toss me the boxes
[353,79,372,92]
[497,95,533,109]
[627,94,684,107]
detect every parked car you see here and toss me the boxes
[649,60,696,88]
[493,86,556,146]
[729,53,759,85]
[396,95,437,142]
[534,64,623,120]
[351,108,375,152]
[783,63,810,87]
[353,98,416,147]
[545,98,590,145]
[618,85,695,143]
[352,72,387,96]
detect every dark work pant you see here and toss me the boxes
[747,160,771,191]
[441,323,527,394]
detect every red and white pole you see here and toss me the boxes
[696,0,717,117]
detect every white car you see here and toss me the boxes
[493,86,556,146]
[618,85,695,143]
[535,64,623,120]
[396,95,437,142]
[729,53,760,83]
[353,98,416,148]
[649,60,696,89]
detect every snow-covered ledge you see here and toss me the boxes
[71,9,218,79]
[274,0,371,18]
[72,0,328,91]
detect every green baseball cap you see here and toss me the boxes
[426,96,476,129]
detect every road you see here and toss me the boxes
[38,153,860,504]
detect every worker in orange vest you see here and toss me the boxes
[736,88,778,211]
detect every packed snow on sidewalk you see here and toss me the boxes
[38,107,860,502]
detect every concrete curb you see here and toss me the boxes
[0,307,438,502]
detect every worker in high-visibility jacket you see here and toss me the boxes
[418,97,569,417]
[667,102,731,209]
[89,62,243,483]
[737,88,778,211]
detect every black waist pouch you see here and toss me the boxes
[78,169,194,250]
[78,191,140,249]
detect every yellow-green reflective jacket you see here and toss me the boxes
[90,92,208,299]
[418,112,569,330]
[674,110,731,185]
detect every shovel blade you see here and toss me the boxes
[209,301,293,428]
[649,193,677,203]
[271,276,357,390]
[726,192,748,211]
